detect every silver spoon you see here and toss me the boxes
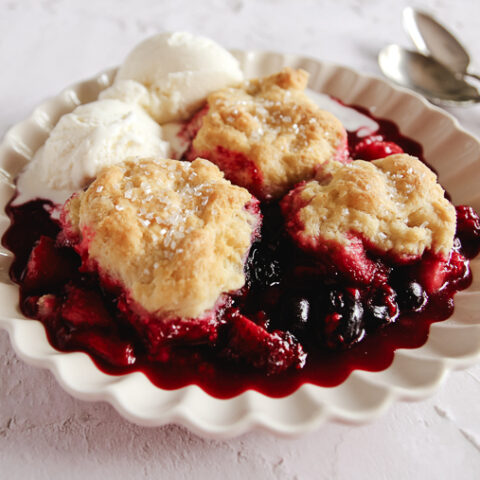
[403,7,480,82]
[378,44,480,106]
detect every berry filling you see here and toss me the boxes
[220,310,306,375]
[3,104,480,399]
[189,144,265,199]
[353,135,404,160]
[183,106,267,198]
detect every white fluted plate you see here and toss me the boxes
[0,51,479,439]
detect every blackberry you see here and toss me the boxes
[282,296,312,338]
[365,284,399,331]
[398,281,427,312]
[317,288,365,349]
[246,242,283,288]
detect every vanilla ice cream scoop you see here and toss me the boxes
[16,99,170,204]
[100,32,244,123]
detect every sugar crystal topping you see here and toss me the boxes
[93,158,221,261]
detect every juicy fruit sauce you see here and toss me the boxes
[3,105,479,399]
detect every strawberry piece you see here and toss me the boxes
[37,293,61,318]
[23,236,78,290]
[354,138,403,160]
[328,234,382,285]
[61,284,113,329]
[145,317,219,358]
[71,330,136,367]
[418,255,448,294]
[456,205,480,235]
[223,311,306,374]
[188,145,264,199]
[305,233,385,286]
[117,296,219,358]
[417,251,468,294]
[32,293,74,349]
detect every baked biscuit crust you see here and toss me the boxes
[63,157,261,319]
[189,67,347,200]
[282,154,456,280]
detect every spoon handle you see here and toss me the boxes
[465,71,480,82]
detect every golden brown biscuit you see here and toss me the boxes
[63,157,261,319]
[187,67,348,200]
[281,154,456,282]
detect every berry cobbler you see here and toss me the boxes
[3,59,480,398]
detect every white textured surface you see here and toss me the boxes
[1,0,480,478]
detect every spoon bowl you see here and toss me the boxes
[378,44,480,106]
[403,7,480,81]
